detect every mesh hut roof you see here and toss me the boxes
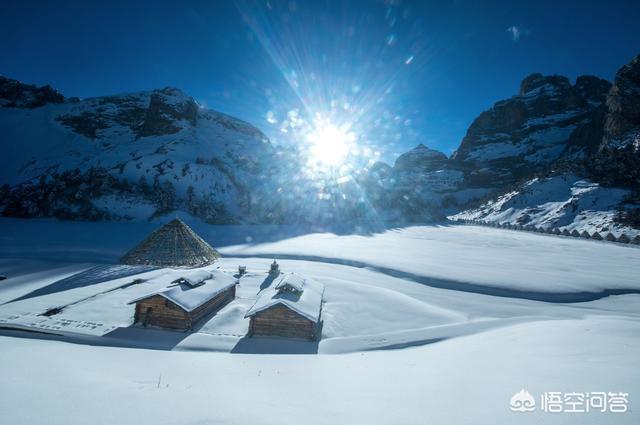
[120,218,220,268]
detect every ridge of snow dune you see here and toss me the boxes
[220,225,640,295]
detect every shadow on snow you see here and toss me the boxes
[227,253,640,303]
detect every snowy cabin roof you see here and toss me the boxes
[171,270,212,287]
[274,273,305,292]
[130,270,236,312]
[245,273,324,322]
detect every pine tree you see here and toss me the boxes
[138,175,150,195]
[158,180,176,212]
[186,185,196,213]
[0,184,10,205]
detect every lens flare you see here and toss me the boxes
[306,120,355,166]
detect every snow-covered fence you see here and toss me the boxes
[452,218,637,246]
[618,234,631,244]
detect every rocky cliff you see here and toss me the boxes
[446,55,640,234]
[592,54,640,187]
[368,55,639,232]
[451,73,610,187]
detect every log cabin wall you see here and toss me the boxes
[249,305,317,340]
[134,285,236,330]
[134,295,191,330]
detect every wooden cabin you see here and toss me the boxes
[245,272,324,341]
[131,270,236,330]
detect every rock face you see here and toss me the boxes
[137,88,199,138]
[0,76,64,108]
[592,55,640,187]
[602,55,640,149]
[54,87,201,140]
[451,73,610,187]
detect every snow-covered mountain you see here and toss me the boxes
[361,145,468,222]
[445,55,640,235]
[0,78,377,226]
[366,55,640,235]
[0,78,280,222]
[1,54,639,232]
[363,71,615,220]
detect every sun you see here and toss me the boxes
[306,120,356,166]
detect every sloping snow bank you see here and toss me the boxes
[1,317,638,425]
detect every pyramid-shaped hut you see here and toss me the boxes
[121,218,219,268]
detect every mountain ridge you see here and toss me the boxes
[1,54,639,235]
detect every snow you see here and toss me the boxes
[467,125,576,163]
[274,272,306,292]
[451,174,638,238]
[468,141,525,160]
[0,221,639,424]
[520,82,562,98]
[222,225,640,295]
[0,317,638,425]
[0,88,273,221]
[246,272,324,322]
[522,110,581,128]
[171,269,213,287]
[90,194,157,220]
[132,270,236,312]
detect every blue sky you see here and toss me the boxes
[1,0,639,162]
